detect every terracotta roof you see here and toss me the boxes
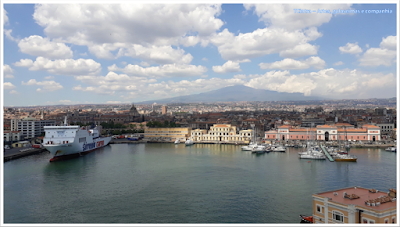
[279,125,291,128]
[213,124,229,127]
[363,124,380,128]
[290,128,317,132]
[337,128,367,133]
[317,124,336,128]
[334,123,353,126]
[314,186,396,211]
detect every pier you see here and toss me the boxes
[320,145,335,162]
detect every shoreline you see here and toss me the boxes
[3,141,396,162]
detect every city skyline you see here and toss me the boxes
[2,2,398,107]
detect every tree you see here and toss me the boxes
[112,130,121,135]
[163,120,169,127]
[139,123,144,130]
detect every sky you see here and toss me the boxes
[1,2,398,106]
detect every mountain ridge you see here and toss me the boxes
[138,85,322,104]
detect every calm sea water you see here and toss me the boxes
[3,143,397,224]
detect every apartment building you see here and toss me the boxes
[17,117,56,139]
[312,186,396,224]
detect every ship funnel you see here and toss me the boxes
[64,116,68,126]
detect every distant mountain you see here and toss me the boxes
[138,85,322,104]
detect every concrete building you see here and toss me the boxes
[144,127,191,141]
[375,123,395,135]
[17,117,56,139]
[301,118,326,127]
[162,105,167,115]
[312,186,396,224]
[3,130,21,142]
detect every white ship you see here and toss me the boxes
[42,116,111,162]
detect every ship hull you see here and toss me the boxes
[45,137,111,162]
[335,158,357,162]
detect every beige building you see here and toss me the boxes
[144,127,191,141]
[191,124,253,143]
[162,105,167,115]
[191,129,208,142]
[3,130,21,142]
[312,186,396,224]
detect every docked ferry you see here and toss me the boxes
[42,117,111,162]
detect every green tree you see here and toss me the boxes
[112,130,121,135]
[163,120,169,127]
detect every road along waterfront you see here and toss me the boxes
[3,143,397,223]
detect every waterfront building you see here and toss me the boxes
[3,130,21,142]
[312,186,397,224]
[265,124,381,142]
[191,129,208,141]
[17,117,56,139]
[191,124,253,143]
[144,127,191,141]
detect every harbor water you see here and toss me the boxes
[3,143,397,223]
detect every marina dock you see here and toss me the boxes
[320,145,334,162]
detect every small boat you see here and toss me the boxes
[299,215,313,223]
[185,139,194,146]
[385,147,396,152]
[271,145,286,152]
[174,139,180,144]
[335,154,357,162]
[251,146,266,154]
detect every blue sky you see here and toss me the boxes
[2,2,398,106]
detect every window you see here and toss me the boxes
[316,205,322,213]
[332,211,344,223]
[384,218,388,224]
[392,217,396,223]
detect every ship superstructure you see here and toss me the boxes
[42,116,111,162]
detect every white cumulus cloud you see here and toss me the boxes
[21,79,63,92]
[4,82,16,90]
[108,63,207,78]
[259,56,325,70]
[3,64,14,78]
[212,61,242,73]
[15,57,102,76]
[33,4,223,47]
[18,35,73,59]
[3,9,9,25]
[379,36,397,50]
[339,42,362,54]
[244,4,353,31]
[359,35,397,66]
[210,27,322,61]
